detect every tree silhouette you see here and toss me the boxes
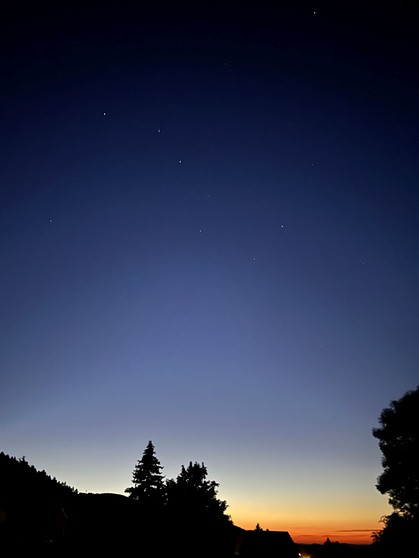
[167,461,229,524]
[372,386,419,551]
[166,461,233,557]
[125,441,165,512]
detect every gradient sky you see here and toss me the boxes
[1,1,418,545]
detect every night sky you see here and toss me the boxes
[1,1,418,545]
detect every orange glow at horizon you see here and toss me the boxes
[290,529,375,546]
[235,518,376,545]
[228,502,385,546]
[223,482,390,547]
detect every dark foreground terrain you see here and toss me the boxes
[0,452,399,557]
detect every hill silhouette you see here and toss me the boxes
[0,451,240,555]
[1,451,379,557]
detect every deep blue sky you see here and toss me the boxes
[1,1,418,544]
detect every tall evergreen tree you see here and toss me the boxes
[125,441,165,510]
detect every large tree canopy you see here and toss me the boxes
[166,461,230,526]
[372,386,419,551]
[372,386,419,518]
[165,461,232,558]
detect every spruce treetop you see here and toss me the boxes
[125,440,165,506]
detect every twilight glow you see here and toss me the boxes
[1,1,417,546]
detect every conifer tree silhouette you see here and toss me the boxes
[125,441,165,511]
